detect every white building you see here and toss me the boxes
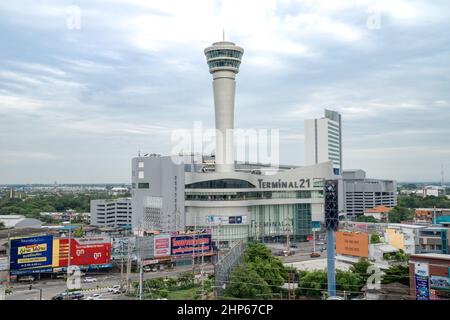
[305,109,342,176]
[131,40,340,248]
[90,198,132,228]
[0,215,42,229]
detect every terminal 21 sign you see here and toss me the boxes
[257,178,311,189]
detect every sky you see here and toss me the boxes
[0,0,449,184]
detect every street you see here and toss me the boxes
[6,264,214,300]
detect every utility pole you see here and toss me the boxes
[120,241,124,291]
[7,228,11,287]
[139,236,143,300]
[126,238,131,293]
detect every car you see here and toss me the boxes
[68,292,84,300]
[327,296,344,300]
[51,294,65,300]
[310,252,321,258]
[18,275,35,283]
[112,288,125,294]
[108,285,121,292]
[83,277,97,283]
[86,293,103,300]
[290,244,298,248]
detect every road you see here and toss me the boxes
[6,264,214,300]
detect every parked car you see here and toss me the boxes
[18,276,35,283]
[83,277,97,283]
[108,285,121,292]
[86,293,102,300]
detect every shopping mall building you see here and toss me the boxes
[131,39,341,248]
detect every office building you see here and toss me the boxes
[343,169,397,216]
[90,198,132,228]
[418,226,449,254]
[131,155,185,233]
[305,109,342,175]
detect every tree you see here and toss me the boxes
[224,263,271,299]
[381,265,410,286]
[370,234,382,244]
[388,206,414,223]
[350,258,373,289]
[297,270,328,297]
[73,226,84,237]
[0,221,4,229]
[336,270,360,294]
[356,216,379,223]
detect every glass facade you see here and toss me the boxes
[185,190,322,201]
[248,204,312,241]
[185,179,255,189]
[207,59,241,69]
[205,49,243,60]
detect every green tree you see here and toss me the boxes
[297,270,328,297]
[388,206,414,223]
[381,265,410,286]
[336,270,360,294]
[224,263,271,299]
[370,234,382,244]
[350,258,373,289]
[73,226,84,237]
[356,216,379,223]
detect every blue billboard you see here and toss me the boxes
[10,235,54,273]
[171,234,212,256]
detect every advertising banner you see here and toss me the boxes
[430,276,450,290]
[335,231,369,258]
[207,215,247,225]
[154,234,171,258]
[171,234,212,256]
[111,237,137,261]
[415,262,430,300]
[10,235,53,272]
[54,238,111,267]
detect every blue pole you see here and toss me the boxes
[326,229,336,297]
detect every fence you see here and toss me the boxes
[214,240,246,297]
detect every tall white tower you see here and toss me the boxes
[204,40,244,173]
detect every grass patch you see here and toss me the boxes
[167,287,199,300]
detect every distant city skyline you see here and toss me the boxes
[1,0,449,184]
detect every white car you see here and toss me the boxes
[86,293,102,300]
[83,277,97,283]
[108,285,121,292]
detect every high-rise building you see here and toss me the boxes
[131,155,185,233]
[90,198,132,228]
[204,41,244,173]
[343,169,397,216]
[305,109,342,175]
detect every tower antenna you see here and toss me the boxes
[223,28,225,41]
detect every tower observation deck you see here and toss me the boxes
[204,41,244,173]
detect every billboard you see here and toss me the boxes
[154,234,171,258]
[111,237,137,261]
[53,237,111,267]
[10,235,54,273]
[385,228,405,250]
[311,221,321,232]
[171,234,212,256]
[335,231,369,258]
[207,215,247,225]
[415,262,430,300]
[430,276,450,290]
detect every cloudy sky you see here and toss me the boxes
[0,0,449,184]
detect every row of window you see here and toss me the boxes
[205,49,243,60]
[185,190,323,201]
[207,59,241,69]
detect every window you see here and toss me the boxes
[138,183,150,189]
[185,179,255,189]
[138,161,144,168]
[138,171,144,179]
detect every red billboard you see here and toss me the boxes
[55,237,111,267]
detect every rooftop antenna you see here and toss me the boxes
[442,163,446,196]
[222,28,225,41]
